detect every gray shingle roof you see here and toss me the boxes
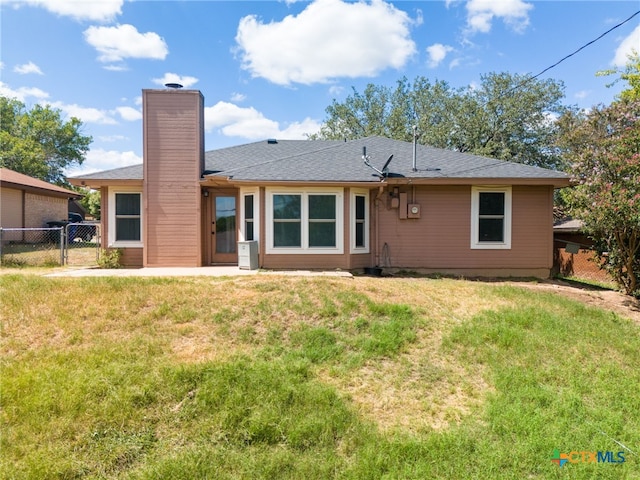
[71,136,569,183]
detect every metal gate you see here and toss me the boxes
[64,223,101,266]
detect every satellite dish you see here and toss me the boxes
[381,155,393,176]
[362,148,393,179]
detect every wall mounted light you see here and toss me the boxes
[203,190,209,197]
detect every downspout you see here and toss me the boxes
[374,184,386,267]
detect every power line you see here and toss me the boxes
[498,9,640,100]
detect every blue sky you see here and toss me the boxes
[1,0,639,177]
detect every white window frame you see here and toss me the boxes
[470,186,512,250]
[108,187,143,248]
[265,187,344,255]
[350,189,370,254]
[239,187,260,244]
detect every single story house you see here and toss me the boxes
[1,167,80,242]
[69,88,570,277]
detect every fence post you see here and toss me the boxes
[59,227,65,266]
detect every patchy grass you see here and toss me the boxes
[1,275,638,479]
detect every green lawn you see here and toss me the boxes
[1,275,638,479]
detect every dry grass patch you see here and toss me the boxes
[315,277,511,433]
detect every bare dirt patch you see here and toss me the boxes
[503,279,640,324]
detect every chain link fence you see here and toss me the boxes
[1,223,101,267]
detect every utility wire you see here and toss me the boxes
[496,9,640,100]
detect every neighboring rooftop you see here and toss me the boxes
[1,167,80,197]
[553,217,585,233]
[70,136,570,185]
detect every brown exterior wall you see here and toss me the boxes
[143,89,204,267]
[119,247,144,268]
[375,185,553,276]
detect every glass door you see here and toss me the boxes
[210,194,237,264]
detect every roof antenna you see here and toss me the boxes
[362,146,393,179]
[412,125,419,172]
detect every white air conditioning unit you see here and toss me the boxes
[238,241,259,270]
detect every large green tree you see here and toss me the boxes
[312,72,568,170]
[560,98,640,296]
[597,51,640,102]
[0,96,92,185]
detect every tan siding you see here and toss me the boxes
[1,187,23,227]
[143,89,204,267]
[1,187,23,242]
[376,185,553,273]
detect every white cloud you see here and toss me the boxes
[103,64,129,72]
[21,0,123,22]
[464,0,533,34]
[152,72,199,88]
[426,43,454,68]
[574,90,590,100]
[230,92,246,102]
[115,106,142,121]
[84,24,168,64]
[0,82,49,101]
[204,101,321,140]
[235,0,417,85]
[50,101,118,125]
[13,61,44,75]
[66,148,142,177]
[328,85,344,97]
[612,24,640,67]
[97,135,128,143]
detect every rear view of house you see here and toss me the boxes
[70,88,569,277]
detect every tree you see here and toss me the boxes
[597,50,640,102]
[78,188,101,220]
[560,98,640,296]
[312,72,568,170]
[0,96,92,185]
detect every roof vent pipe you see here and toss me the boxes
[164,83,183,89]
[412,125,418,172]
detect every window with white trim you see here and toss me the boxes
[240,188,260,243]
[471,186,511,249]
[108,188,143,247]
[266,188,343,254]
[350,189,369,253]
